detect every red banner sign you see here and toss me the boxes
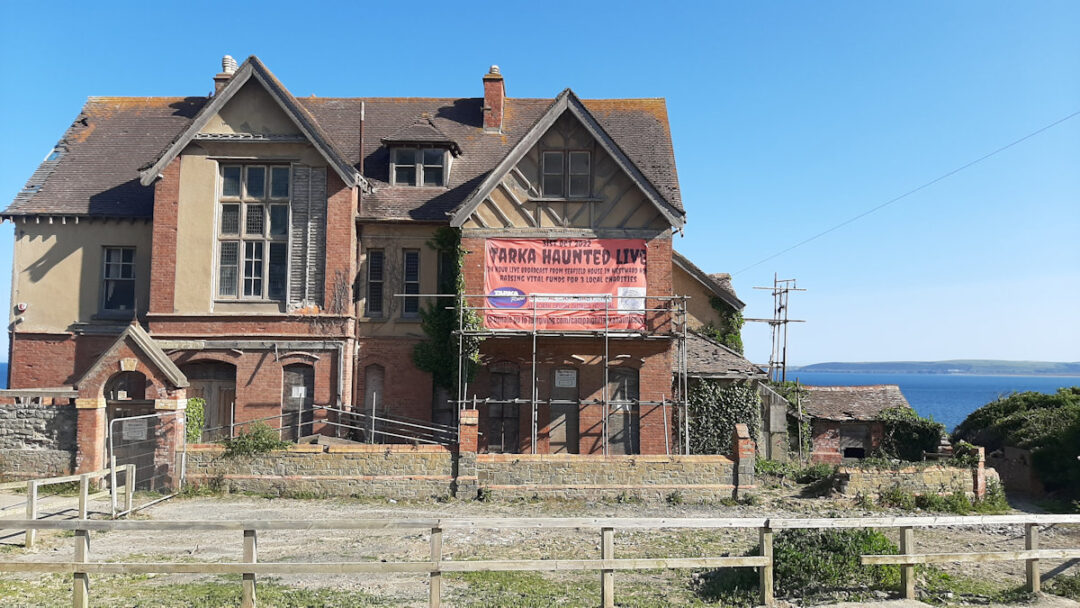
[483,238,648,330]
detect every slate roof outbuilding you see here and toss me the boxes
[800,385,912,421]
[680,331,765,379]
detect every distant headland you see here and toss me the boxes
[790,360,1080,376]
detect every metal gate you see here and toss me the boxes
[106,408,186,516]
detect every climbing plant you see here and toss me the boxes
[412,227,484,391]
[875,406,945,462]
[185,397,206,443]
[699,297,745,354]
[682,380,760,455]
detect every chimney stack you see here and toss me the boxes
[213,55,238,95]
[482,65,505,133]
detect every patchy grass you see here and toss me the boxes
[0,574,391,607]
[1049,571,1080,601]
[446,570,716,607]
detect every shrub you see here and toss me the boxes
[185,397,206,443]
[665,490,684,506]
[953,387,1080,496]
[878,485,916,510]
[218,422,290,457]
[877,406,945,461]
[696,528,900,604]
[795,463,835,484]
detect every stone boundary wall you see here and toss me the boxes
[185,431,756,502]
[185,444,459,500]
[0,399,77,480]
[476,453,745,501]
[835,463,998,499]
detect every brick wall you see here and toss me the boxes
[9,333,116,390]
[811,420,885,464]
[0,399,77,479]
[150,157,181,314]
[323,172,356,313]
[355,336,433,422]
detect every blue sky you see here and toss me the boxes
[1,1,1077,366]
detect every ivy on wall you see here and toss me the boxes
[412,227,484,391]
[682,379,761,455]
[700,296,745,354]
[875,406,945,462]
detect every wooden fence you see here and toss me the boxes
[0,464,133,549]
[0,515,1077,608]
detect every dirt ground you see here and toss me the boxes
[0,483,1078,607]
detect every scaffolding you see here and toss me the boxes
[439,293,691,456]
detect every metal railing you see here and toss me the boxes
[1,514,1076,608]
[198,404,459,447]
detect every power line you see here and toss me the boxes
[734,108,1080,276]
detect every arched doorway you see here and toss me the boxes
[282,363,315,441]
[181,361,236,442]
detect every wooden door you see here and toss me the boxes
[488,368,520,453]
[182,363,236,442]
[282,364,315,441]
[606,368,640,455]
[549,368,579,454]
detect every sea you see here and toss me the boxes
[788,371,1079,432]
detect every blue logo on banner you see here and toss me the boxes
[488,287,527,308]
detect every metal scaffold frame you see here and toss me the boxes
[441,293,691,456]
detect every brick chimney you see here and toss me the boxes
[213,55,238,95]
[482,65,505,133]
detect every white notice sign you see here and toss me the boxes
[554,369,578,388]
[122,418,147,441]
[291,386,306,399]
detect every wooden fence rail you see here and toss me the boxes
[0,515,1077,608]
[0,465,133,548]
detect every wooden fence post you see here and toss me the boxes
[601,527,614,608]
[78,474,90,520]
[900,526,915,599]
[1026,523,1040,593]
[124,464,136,513]
[430,527,443,608]
[242,529,257,608]
[25,480,38,548]
[73,528,90,608]
[759,526,774,606]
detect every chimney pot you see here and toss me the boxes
[213,54,238,96]
[483,65,506,133]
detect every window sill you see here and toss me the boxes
[93,310,138,321]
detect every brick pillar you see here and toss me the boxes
[149,157,181,314]
[74,399,106,474]
[454,409,479,498]
[459,409,478,453]
[154,396,187,490]
[973,446,986,499]
[732,423,756,498]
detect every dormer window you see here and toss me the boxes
[391,147,447,187]
[541,150,590,198]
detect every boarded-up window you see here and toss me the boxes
[288,165,327,307]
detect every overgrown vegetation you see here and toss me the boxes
[185,397,206,443]
[952,387,1080,497]
[700,296,745,354]
[755,459,835,484]
[1050,570,1080,601]
[876,406,946,461]
[696,528,900,605]
[876,479,1010,514]
[412,227,484,393]
[218,422,290,457]
[683,380,760,455]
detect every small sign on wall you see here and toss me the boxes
[554,369,578,388]
[121,418,148,441]
[291,386,307,399]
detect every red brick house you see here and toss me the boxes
[4,55,755,473]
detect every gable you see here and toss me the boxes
[200,80,302,137]
[451,90,685,232]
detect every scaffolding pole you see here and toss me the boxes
[445,293,689,456]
